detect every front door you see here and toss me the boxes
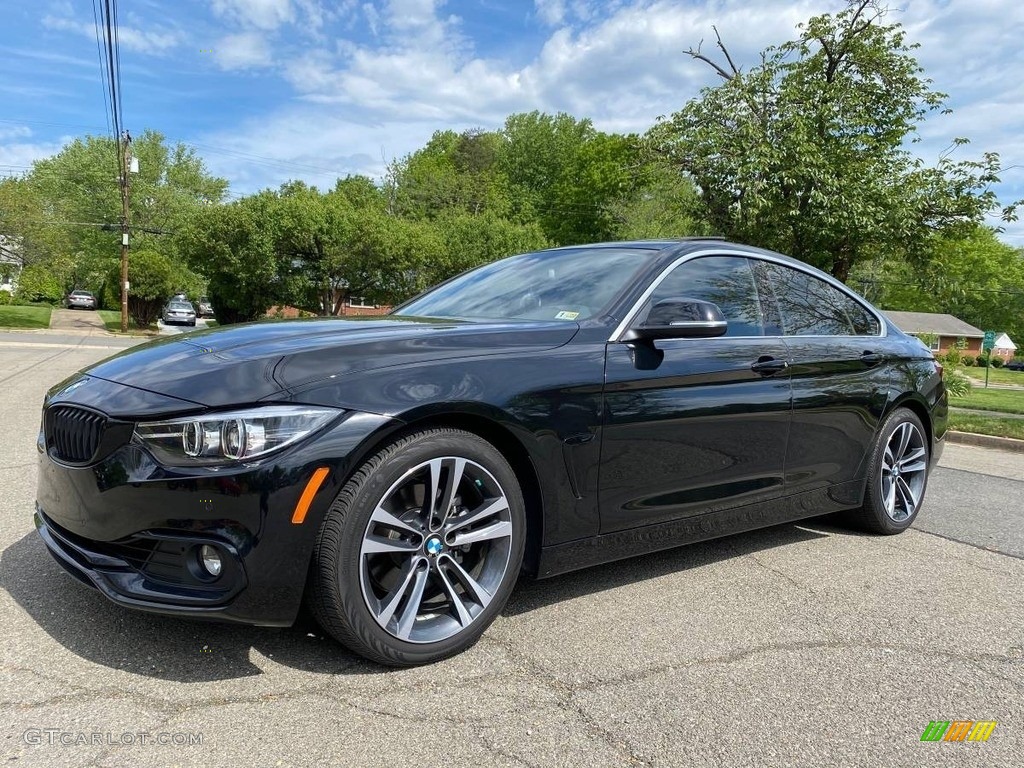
[599,255,792,533]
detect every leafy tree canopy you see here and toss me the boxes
[649,0,1020,280]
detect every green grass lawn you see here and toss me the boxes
[950,388,1024,415]
[96,310,158,334]
[948,412,1024,441]
[0,304,53,329]
[962,366,1024,387]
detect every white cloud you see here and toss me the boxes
[197,109,401,193]
[277,0,823,133]
[363,3,381,36]
[0,134,71,172]
[211,0,295,31]
[41,14,181,53]
[0,125,32,142]
[192,0,1024,243]
[214,32,274,70]
[535,0,566,26]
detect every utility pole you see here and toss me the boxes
[119,132,132,333]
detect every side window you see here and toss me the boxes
[763,263,878,336]
[642,256,765,337]
[843,295,881,335]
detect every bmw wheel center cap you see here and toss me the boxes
[425,537,443,555]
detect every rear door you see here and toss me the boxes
[600,255,793,533]
[757,260,893,493]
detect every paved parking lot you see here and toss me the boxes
[1,341,1021,767]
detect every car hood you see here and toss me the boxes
[83,316,579,408]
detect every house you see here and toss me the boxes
[992,332,1017,361]
[882,311,984,356]
[264,295,392,319]
[0,235,21,293]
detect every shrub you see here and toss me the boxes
[976,354,989,368]
[15,263,64,304]
[991,356,1004,368]
[108,249,177,328]
[943,346,961,366]
[943,368,971,398]
[961,355,974,367]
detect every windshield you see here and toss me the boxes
[168,302,192,311]
[395,247,654,322]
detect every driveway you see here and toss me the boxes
[47,308,106,334]
[157,318,213,336]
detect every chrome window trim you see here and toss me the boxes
[609,248,888,342]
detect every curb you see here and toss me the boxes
[946,430,1024,454]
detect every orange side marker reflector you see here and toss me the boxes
[292,467,331,524]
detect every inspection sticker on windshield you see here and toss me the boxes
[555,310,580,320]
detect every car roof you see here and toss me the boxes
[542,238,837,279]
[544,237,728,252]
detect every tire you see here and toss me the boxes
[310,428,526,666]
[846,407,929,534]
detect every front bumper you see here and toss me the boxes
[35,508,252,620]
[35,398,398,626]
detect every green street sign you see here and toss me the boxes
[982,331,996,351]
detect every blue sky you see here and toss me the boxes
[2,0,1023,241]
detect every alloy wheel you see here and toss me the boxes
[358,456,514,644]
[879,421,927,522]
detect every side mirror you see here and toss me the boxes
[623,297,728,341]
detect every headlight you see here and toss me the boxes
[133,405,341,466]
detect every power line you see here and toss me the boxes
[90,0,112,138]
[111,0,124,135]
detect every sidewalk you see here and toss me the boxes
[939,440,1024,481]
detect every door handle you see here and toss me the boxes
[751,357,789,375]
[860,351,884,366]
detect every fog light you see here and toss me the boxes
[199,545,222,577]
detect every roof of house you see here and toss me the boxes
[994,332,1017,350]
[882,311,984,338]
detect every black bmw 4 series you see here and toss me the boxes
[35,239,947,665]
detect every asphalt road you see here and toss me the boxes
[1,341,1021,767]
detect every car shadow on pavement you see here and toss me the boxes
[505,521,832,616]
[4,521,836,682]
[2,533,382,682]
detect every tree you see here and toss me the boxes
[341,211,447,304]
[175,192,288,323]
[6,130,227,302]
[434,211,548,281]
[389,129,516,221]
[0,177,71,272]
[856,226,1024,344]
[606,162,711,240]
[276,182,357,315]
[649,0,1020,280]
[499,112,638,245]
